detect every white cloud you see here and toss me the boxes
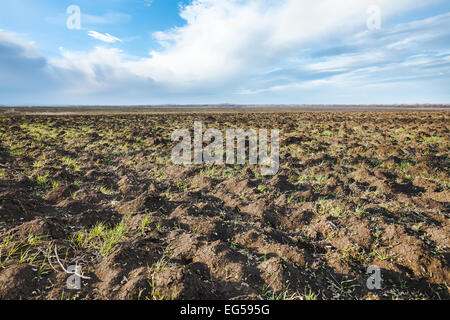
[88,31,122,43]
[0,29,42,59]
[115,0,434,88]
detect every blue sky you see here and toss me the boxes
[0,0,449,105]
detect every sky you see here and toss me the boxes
[0,0,449,105]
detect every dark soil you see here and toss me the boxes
[0,111,448,300]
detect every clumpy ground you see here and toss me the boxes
[0,111,448,300]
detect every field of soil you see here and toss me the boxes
[0,111,448,300]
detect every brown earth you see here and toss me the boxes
[0,111,448,300]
